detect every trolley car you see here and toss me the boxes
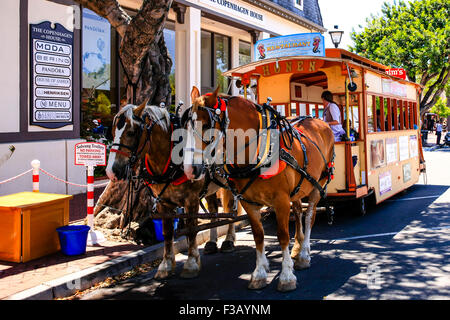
[223,46,426,215]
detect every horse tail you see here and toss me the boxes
[0,145,15,168]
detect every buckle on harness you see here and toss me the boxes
[152,197,161,213]
[233,194,243,211]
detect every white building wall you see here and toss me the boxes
[0,1,86,197]
[175,7,202,112]
[0,139,85,196]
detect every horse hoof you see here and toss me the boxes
[154,270,173,280]
[220,240,235,253]
[180,269,200,279]
[294,258,310,270]
[277,280,297,292]
[204,241,218,255]
[248,278,267,290]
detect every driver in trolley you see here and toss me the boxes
[321,90,346,141]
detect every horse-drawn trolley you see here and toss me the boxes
[223,35,426,216]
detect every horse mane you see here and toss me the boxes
[143,105,171,132]
[117,104,171,132]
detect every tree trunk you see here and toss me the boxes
[74,0,174,240]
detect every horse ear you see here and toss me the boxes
[134,98,149,116]
[191,86,200,103]
[205,86,220,107]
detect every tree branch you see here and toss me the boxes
[73,0,131,37]
[119,0,173,83]
[421,67,449,108]
[421,67,450,112]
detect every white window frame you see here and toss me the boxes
[294,0,304,10]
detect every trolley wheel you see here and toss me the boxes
[358,197,367,216]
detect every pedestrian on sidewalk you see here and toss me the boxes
[436,119,443,145]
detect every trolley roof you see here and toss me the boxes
[224,49,421,88]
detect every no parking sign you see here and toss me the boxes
[75,142,107,166]
[74,142,107,245]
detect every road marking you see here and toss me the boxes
[313,225,450,242]
[385,195,441,202]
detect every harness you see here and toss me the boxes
[111,106,227,222]
[139,113,190,211]
[110,110,188,214]
[188,97,335,210]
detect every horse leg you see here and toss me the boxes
[274,197,297,292]
[295,189,320,270]
[220,189,242,253]
[204,194,219,254]
[155,215,176,279]
[180,203,201,278]
[290,200,306,270]
[242,203,269,290]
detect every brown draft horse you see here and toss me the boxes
[184,86,335,292]
[105,101,242,279]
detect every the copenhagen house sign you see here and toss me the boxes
[30,22,73,128]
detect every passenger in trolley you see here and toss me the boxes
[321,90,346,141]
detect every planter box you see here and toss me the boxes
[0,192,72,263]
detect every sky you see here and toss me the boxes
[318,0,413,50]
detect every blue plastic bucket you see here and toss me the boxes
[153,219,179,242]
[56,225,90,256]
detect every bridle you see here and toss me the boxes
[110,112,161,169]
[185,97,230,167]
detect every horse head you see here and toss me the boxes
[184,86,227,181]
[106,100,171,181]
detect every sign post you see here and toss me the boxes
[75,142,107,245]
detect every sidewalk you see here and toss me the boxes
[423,130,447,149]
[0,182,242,300]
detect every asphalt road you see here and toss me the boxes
[81,149,450,301]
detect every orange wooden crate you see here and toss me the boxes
[0,192,72,263]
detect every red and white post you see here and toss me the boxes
[86,164,105,246]
[86,165,95,227]
[31,160,40,192]
[74,142,107,245]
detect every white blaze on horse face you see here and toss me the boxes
[106,124,126,181]
[183,121,195,179]
[183,119,204,180]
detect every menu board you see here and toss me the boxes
[399,136,409,161]
[370,139,385,169]
[403,163,411,182]
[410,135,418,158]
[30,22,73,128]
[386,137,398,164]
[379,171,392,196]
